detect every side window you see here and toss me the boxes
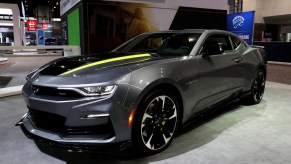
[201,34,232,55]
[231,36,241,50]
[212,35,232,51]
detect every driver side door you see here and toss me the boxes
[194,34,245,112]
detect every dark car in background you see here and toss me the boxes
[17,29,267,155]
[45,38,62,45]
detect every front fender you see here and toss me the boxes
[124,63,175,110]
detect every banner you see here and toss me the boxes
[37,30,44,45]
[83,2,226,53]
[26,20,37,31]
[227,11,255,45]
[42,23,48,30]
[61,17,68,45]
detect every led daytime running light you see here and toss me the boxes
[82,85,115,94]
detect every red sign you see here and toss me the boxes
[42,23,48,30]
[26,20,37,31]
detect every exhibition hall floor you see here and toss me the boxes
[0,81,290,164]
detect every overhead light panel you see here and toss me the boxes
[52,18,61,21]
[0,8,13,15]
[0,22,13,26]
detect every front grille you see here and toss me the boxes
[29,108,115,136]
[32,85,81,97]
[29,108,66,134]
[65,125,115,135]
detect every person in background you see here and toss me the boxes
[126,8,149,40]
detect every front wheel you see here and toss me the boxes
[132,89,180,155]
[244,69,266,104]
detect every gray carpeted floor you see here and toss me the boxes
[0,81,291,164]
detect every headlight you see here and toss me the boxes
[58,85,117,97]
[80,85,116,96]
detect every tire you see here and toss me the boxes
[244,69,266,104]
[132,89,180,155]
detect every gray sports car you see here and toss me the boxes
[17,29,266,155]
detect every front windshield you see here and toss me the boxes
[114,32,201,56]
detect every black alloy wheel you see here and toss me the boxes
[133,89,180,155]
[245,69,266,104]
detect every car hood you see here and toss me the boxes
[40,52,166,76]
[28,52,174,86]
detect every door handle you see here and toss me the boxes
[233,57,242,63]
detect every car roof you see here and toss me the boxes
[144,29,233,35]
[143,29,205,34]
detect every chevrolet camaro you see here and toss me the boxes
[17,29,267,155]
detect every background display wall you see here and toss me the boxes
[68,8,80,46]
[82,1,227,54]
[60,0,227,54]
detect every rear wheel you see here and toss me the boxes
[132,89,180,155]
[244,69,266,104]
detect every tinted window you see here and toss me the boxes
[231,36,241,49]
[201,34,232,54]
[212,35,231,50]
[115,33,201,56]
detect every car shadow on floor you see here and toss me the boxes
[34,100,267,164]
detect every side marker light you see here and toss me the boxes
[128,109,135,127]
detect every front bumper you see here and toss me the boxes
[18,82,134,152]
[19,121,132,153]
[18,104,132,152]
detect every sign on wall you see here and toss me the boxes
[227,11,255,45]
[26,20,37,31]
[42,23,48,30]
[37,30,44,45]
[61,17,68,45]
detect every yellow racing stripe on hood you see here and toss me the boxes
[60,53,151,75]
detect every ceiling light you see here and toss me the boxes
[0,8,13,15]
[0,22,13,26]
[52,18,61,21]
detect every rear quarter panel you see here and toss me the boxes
[241,46,266,90]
